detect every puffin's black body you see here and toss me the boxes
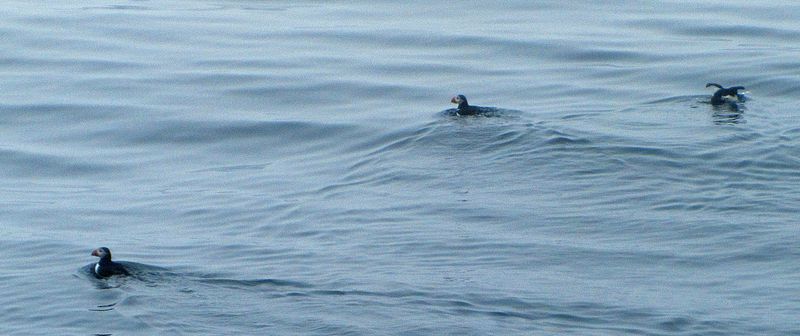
[706,83,746,105]
[450,94,495,115]
[91,247,130,278]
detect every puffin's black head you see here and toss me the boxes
[91,247,111,260]
[450,94,469,109]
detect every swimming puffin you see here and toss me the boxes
[91,247,130,278]
[450,94,490,115]
[706,83,746,105]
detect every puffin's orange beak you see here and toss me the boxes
[91,249,99,257]
[451,97,457,104]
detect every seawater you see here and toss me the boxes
[1,1,798,335]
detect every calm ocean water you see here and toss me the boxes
[1,0,799,335]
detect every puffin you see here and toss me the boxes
[450,94,495,115]
[90,247,130,278]
[706,83,746,105]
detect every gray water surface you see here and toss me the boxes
[1,1,799,335]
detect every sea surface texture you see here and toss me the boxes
[1,1,798,335]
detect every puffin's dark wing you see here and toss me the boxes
[110,262,131,276]
[457,107,480,115]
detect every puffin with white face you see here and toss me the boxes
[90,247,130,278]
[450,94,492,115]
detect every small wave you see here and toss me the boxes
[104,119,363,147]
[0,148,118,178]
[0,103,137,123]
[0,56,145,72]
[196,278,312,289]
[192,163,270,173]
[678,24,799,41]
[81,5,152,11]
[643,95,705,105]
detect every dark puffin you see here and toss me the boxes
[91,247,130,278]
[706,83,746,105]
[450,94,495,115]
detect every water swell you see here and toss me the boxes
[0,148,117,177]
[95,119,364,147]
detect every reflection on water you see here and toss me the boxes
[712,108,745,125]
